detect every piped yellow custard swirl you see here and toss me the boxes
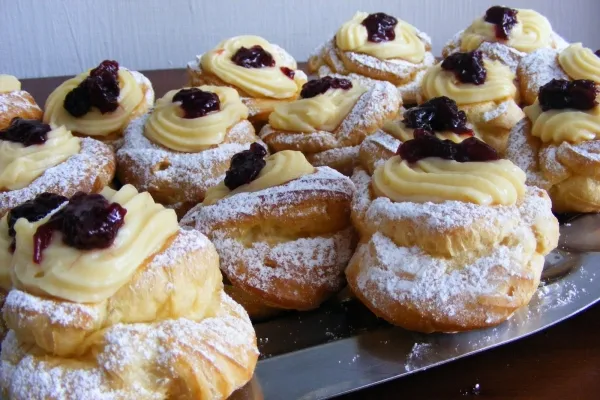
[269,83,367,132]
[203,150,315,205]
[524,100,600,144]
[144,86,248,152]
[0,125,80,190]
[335,12,426,62]
[461,9,553,53]
[558,43,600,82]
[421,60,517,105]
[11,185,179,303]
[201,35,306,99]
[0,216,12,290]
[0,75,21,93]
[44,69,144,137]
[372,155,526,205]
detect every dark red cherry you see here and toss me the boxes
[280,66,295,80]
[32,192,127,264]
[441,51,487,85]
[173,88,220,119]
[231,45,275,69]
[224,143,267,190]
[538,79,598,111]
[300,76,353,99]
[7,193,68,254]
[403,96,472,134]
[0,118,52,147]
[398,129,498,163]
[595,50,600,58]
[63,60,121,117]
[484,6,518,40]
[361,12,398,43]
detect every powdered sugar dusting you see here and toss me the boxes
[1,138,114,216]
[4,290,102,327]
[148,228,211,270]
[0,91,41,114]
[518,48,568,103]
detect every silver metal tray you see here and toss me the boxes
[231,213,600,400]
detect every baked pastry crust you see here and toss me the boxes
[358,129,402,175]
[309,36,435,104]
[347,168,558,332]
[0,91,42,130]
[0,138,115,217]
[117,115,260,217]
[1,228,258,399]
[260,81,400,175]
[181,167,357,318]
[506,118,600,213]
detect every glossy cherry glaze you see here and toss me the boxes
[7,193,68,253]
[538,79,598,111]
[231,45,276,69]
[173,88,221,119]
[361,12,398,43]
[441,51,487,85]
[63,60,121,117]
[0,118,52,147]
[398,129,499,163]
[32,192,127,264]
[224,143,267,190]
[403,96,472,134]
[484,6,518,40]
[280,66,296,80]
[300,77,353,99]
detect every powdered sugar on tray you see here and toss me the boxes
[0,138,114,215]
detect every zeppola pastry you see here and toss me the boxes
[518,43,600,105]
[348,132,559,332]
[0,118,115,217]
[308,11,435,104]
[506,79,600,213]
[181,144,356,318]
[359,96,478,174]
[117,85,260,216]
[1,185,258,399]
[187,35,307,125]
[43,60,154,146]
[419,50,524,155]
[443,6,568,73]
[260,76,400,175]
[0,75,43,130]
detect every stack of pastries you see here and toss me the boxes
[0,3,593,397]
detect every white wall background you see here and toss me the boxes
[1,0,599,78]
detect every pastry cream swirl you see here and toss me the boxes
[372,155,526,205]
[43,68,144,137]
[11,185,179,303]
[203,150,315,205]
[269,84,367,132]
[0,75,21,92]
[0,125,80,190]
[201,35,306,99]
[144,86,248,152]
[0,216,12,291]
[335,12,426,63]
[461,9,553,53]
[524,100,600,144]
[421,60,517,105]
[558,43,600,82]
[382,119,477,143]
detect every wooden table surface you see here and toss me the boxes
[21,69,600,400]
